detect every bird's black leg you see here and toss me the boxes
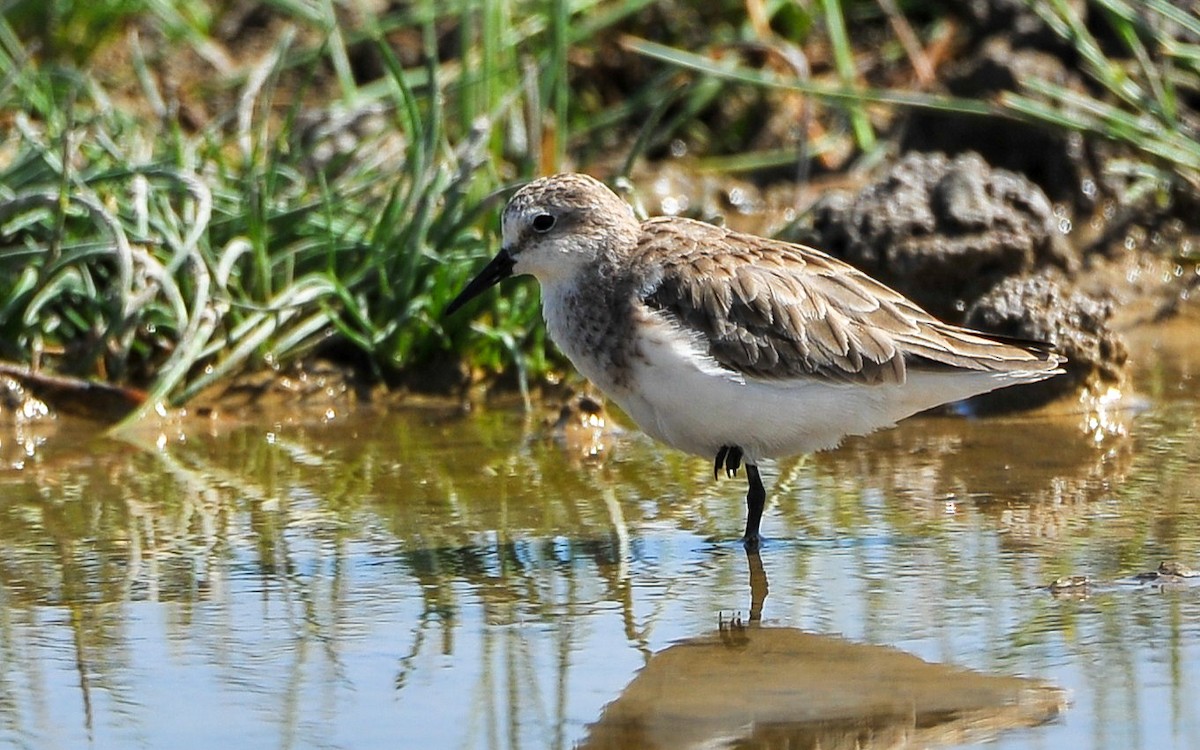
[713,445,743,479]
[724,447,742,477]
[743,464,766,550]
[714,446,729,481]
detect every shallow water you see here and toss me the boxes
[1,325,1198,750]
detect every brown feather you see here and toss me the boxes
[637,217,1060,384]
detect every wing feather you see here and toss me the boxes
[636,217,1059,385]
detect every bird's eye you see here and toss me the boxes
[531,213,556,233]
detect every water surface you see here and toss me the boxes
[1,325,1197,750]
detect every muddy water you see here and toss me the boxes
[1,324,1198,750]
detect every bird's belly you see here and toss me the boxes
[613,357,873,462]
[549,302,1020,464]
[594,319,1019,464]
[590,318,879,462]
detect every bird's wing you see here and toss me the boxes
[637,217,1055,385]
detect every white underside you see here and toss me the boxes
[548,305,1052,465]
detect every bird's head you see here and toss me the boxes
[444,173,638,316]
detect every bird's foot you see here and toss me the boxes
[713,445,744,480]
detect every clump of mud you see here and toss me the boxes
[810,152,1076,320]
[966,272,1127,409]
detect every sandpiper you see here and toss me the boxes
[446,173,1063,548]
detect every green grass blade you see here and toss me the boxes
[822,0,876,151]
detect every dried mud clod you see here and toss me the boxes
[810,151,1077,322]
[901,39,1098,205]
[965,272,1128,409]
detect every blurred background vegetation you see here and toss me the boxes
[0,0,1196,417]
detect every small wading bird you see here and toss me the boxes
[446,173,1063,549]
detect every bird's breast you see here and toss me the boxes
[541,281,641,394]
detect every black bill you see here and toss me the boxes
[444,248,516,317]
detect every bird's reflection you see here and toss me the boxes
[746,547,768,622]
[581,548,1066,750]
